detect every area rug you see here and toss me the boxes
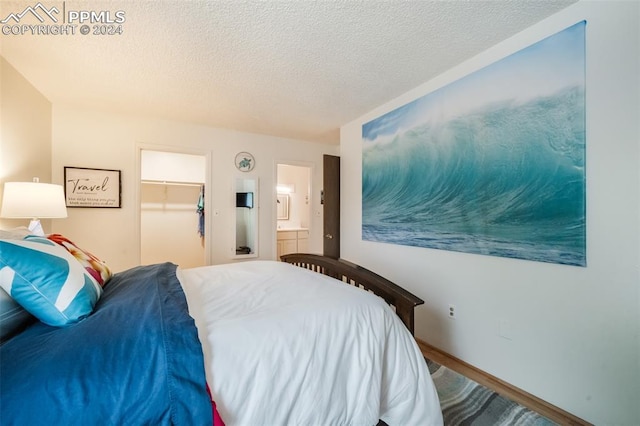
[425,359,557,426]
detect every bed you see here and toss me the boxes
[0,233,443,426]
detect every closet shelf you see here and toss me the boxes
[141,180,203,187]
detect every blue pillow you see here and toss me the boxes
[0,237,102,327]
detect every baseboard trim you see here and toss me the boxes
[416,339,592,426]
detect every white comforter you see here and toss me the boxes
[178,261,443,426]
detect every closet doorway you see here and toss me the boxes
[139,149,208,268]
[276,163,311,260]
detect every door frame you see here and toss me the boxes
[273,160,314,260]
[135,143,213,266]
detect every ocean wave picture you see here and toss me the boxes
[362,21,586,266]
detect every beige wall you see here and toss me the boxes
[341,2,639,424]
[51,105,337,272]
[0,57,53,231]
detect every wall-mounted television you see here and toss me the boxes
[236,192,254,209]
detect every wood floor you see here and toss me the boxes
[417,339,592,426]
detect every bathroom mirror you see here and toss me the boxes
[235,177,258,258]
[276,194,289,220]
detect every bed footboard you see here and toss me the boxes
[280,253,423,335]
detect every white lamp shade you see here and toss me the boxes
[1,182,68,219]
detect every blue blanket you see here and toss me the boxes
[0,263,213,425]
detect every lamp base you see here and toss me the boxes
[27,219,45,237]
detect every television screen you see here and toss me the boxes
[236,192,254,208]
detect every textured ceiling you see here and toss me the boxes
[0,0,576,144]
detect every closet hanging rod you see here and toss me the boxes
[141,180,203,187]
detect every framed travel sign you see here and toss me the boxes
[64,167,122,208]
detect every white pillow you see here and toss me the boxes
[0,227,32,240]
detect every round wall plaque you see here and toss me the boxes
[235,152,255,172]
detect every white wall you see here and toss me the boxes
[0,58,53,232]
[51,106,337,272]
[340,2,639,424]
[141,150,206,183]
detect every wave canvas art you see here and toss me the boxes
[362,22,586,266]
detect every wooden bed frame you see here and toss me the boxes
[280,253,423,335]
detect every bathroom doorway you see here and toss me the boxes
[276,164,311,259]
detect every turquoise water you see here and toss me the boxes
[362,87,586,266]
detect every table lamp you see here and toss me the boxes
[0,178,68,236]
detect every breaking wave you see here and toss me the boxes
[362,86,586,266]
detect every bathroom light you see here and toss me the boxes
[1,178,68,236]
